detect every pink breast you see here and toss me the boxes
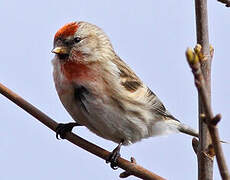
[61,61,95,81]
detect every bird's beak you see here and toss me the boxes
[52,46,69,55]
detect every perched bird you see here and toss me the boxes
[52,21,198,169]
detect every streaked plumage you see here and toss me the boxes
[52,21,198,146]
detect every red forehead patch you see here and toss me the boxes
[54,22,78,40]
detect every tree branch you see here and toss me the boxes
[194,0,214,179]
[186,46,230,180]
[217,0,230,7]
[0,82,165,180]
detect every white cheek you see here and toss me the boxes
[77,38,95,54]
[81,46,92,54]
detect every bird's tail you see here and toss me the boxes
[177,123,199,138]
[164,120,198,137]
[172,121,229,144]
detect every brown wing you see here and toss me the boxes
[112,56,179,121]
[112,55,143,93]
[146,88,179,121]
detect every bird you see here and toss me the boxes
[51,21,198,169]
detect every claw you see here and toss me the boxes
[106,141,123,170]
[56,122,81,139]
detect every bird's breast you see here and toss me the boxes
[60,61,95,81]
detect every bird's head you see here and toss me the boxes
[52,21,114,63]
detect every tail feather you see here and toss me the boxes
[176,122,229,144]
[177,123,199,138]
[165,120,198,137]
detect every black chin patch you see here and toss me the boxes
[58,54,69,60]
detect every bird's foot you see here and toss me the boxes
[106,141,123,170]
[56,122,81,139]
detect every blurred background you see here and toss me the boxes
[0,0,229,179]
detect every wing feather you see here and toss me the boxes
[111,56,179,121]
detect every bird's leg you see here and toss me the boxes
[56,122,82,139]
[106,141,123,170]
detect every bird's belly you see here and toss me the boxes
[59,90,149,145]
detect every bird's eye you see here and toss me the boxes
[74,37,81,43]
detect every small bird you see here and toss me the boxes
[52,21,198,169]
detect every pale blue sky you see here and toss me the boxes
[0,0,229,179]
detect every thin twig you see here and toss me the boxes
[194,0,214,179]
[192,138,199,154]
[0,82,165,180]
[217,0,230,7]
[120,157,137,178]
[186,47,230,180]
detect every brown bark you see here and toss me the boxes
[193,1,230,179]
[186,46,230,179]
[194,1,213,179]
